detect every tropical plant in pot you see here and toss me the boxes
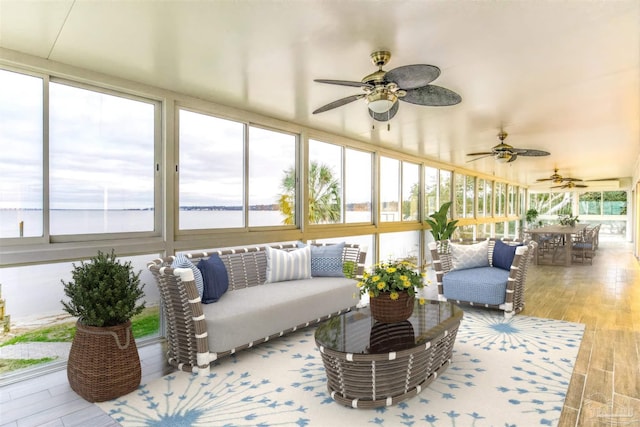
[358,259,426,323]
[426,201,458,252]
[61,250,146,402]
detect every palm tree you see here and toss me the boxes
[279,161,341,225]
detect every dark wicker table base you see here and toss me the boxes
[318,322,460,408]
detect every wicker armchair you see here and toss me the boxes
[428,239,537,318]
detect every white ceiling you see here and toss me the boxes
[1,0,638,188]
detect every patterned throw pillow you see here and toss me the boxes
[171,254,205,297]
[297,242,346,277]
[265,245,312,283]
[450,239,490,271]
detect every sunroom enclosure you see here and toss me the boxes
[0,61,631,381]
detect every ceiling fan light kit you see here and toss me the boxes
[367,90,396,113]
[313,50,461,122]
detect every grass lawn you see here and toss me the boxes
[0,306,160,374]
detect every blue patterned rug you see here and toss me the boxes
[97,309,584,427]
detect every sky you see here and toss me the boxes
[1,68,386,212]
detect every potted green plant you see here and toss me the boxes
[558,214,579,227]
[426,201,458,252]
[357,259,425,323]
[525,208,540,227]
[61,250,145,402]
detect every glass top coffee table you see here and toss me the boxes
[314,299,463,408]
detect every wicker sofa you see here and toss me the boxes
[428,239,537,318]
[148,242,366,374]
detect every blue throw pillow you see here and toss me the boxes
[172,254,204,298]
[197,254,229,303]
[492,240,522,271]
[311,242,346,277]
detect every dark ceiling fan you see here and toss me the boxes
[536,168,583,184]
[312,50,461,122]
[551,181,588,190]
[466,131,550,163]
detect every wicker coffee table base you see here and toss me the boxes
[317,323,460,409]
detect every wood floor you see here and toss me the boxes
[0,237,638,427]
[522,238,640,427]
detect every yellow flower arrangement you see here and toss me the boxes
[357,259,427,304]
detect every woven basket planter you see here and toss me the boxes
[370,292,415,323]
[67,320,141,402]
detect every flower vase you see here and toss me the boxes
[370,292,415,323]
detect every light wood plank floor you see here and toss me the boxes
[0,237,638,427]
[522,237,640,427]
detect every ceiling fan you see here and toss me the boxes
[536,168,583,184]
[312,50,461,122]
[551,181,588,190]
[466,131,550,163]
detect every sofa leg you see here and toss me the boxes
[503,310,515,319]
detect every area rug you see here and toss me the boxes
[97,309,584,427]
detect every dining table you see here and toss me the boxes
[526,224,588,266]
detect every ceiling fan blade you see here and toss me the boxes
[401,84,462,106]
[314,79,374,89]
[313,93,366,114]
[507,153,518,163]
[467,151,494,156]
[384,64,441,90]
[574,184,588,188]
[562,177,583,182]
[536,178,553,182]
[368,100,399,122]
[466,154,494,162]
[511,148,550,157]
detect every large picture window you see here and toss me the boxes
[249,126,296,227]
[308,140,343,224]
[178,110,244,230]
[49,82,157,235]
[345,148,372,223]
[0,69,43,238]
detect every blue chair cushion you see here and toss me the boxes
[442,266,510,305]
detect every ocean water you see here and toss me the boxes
[0,209,371,237]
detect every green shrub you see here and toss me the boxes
[61,250,145,327]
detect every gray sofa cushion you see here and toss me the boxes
[203,277,358,353]
[442,266,509,305]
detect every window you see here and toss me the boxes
[0,69,43,238]
[49,82,157,235]
[379,230,420,265]
[249,126,297,227]
[308,140,342,224]
[579,192,601,215]
[465,175,475,218]
[508,185,517,216]
[424,166,438,216]
[603,191,627,215]
[380,157,400,222]
[495,183,506,216]
[344,148,372,223]
[402,161,420,221]
[477,178,486,217]
[178,110,244,229]
[439,170,452,207]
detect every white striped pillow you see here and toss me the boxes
[265,246,312,283]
